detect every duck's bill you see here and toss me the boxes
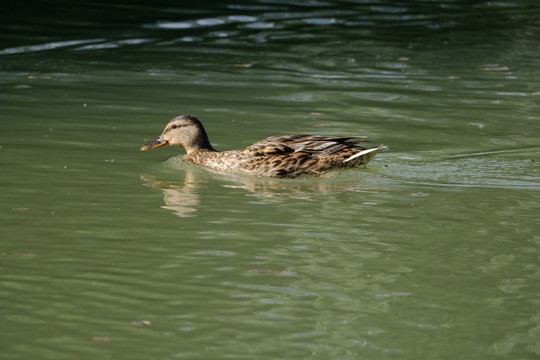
[140,136,169,151]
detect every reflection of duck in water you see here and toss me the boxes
[141,168,382,218]
[140,173,201,218]
[141,115,387,178]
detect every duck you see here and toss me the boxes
[140,115,388,178]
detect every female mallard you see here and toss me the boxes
[141,115,388,178]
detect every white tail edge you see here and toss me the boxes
[344,145,388,162]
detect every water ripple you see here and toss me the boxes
[74,38,154,51]
[0,39,105,55]
[147,14,260,30]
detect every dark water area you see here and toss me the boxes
[1,1,540,359]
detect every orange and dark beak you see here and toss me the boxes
[140,136,169,151]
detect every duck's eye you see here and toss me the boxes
[172,124,178,129]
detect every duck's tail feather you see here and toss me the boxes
[344,145,388,162]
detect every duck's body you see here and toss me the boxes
[141,115,387,178]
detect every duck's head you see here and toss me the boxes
[140,115,214,153]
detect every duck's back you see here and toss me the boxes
[186,135,386,178]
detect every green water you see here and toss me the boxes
[2,1,540,359]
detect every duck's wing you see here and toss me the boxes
[239,135,386,178]
[243,135,304,156]
[244,135,370,157]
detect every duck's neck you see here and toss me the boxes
[184,129,217,154]
[186,146,217,155]
[187,139,215,153]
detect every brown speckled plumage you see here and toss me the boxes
[141,115,388,178]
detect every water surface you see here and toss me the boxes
[1,1,540,359]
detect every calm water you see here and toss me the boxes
[2,1,540,359]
